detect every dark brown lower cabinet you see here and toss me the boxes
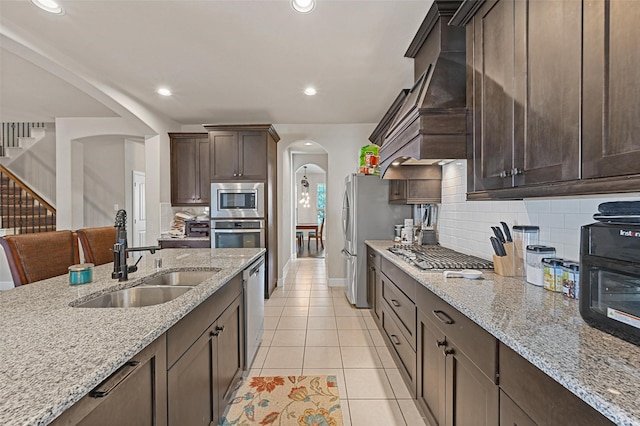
[500,391,537,426]
[499,343,613,426]
[366,246,382,322]
[51,335,167,426]
[167,294,244,425]
[417,310,499,426]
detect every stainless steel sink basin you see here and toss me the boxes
[75,286,192,308]
[140,270,216,287]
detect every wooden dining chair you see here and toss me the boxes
[0,230,80,287]
[308,218,325,249]
[296,231,304,248]
[77,226,116,266]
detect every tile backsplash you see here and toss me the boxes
[437,161,640,262]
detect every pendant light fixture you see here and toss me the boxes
[299,166,311,208]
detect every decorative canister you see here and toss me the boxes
[68,263,94,285]
[542,258,564,292]
[526,245,556,286]
[561,262,580,299]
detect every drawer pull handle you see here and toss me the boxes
[390,334,401,345]
[391,299,401,308]
[369,253,376,258]
[443,348,455,356]
[90,361,140,398]
[432,310,454,325]
[436,339,447,347]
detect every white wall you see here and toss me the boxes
[438,161,640,262]
[82,136,126,227]
[276,124,376,286]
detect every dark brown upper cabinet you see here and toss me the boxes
[169,133,210,206]
[582,0,640,179]
[206,125,280,181]
[453,0,640,199]
[464,0,581,194]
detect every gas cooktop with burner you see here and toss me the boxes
[387,244,494,270]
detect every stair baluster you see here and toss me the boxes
[0,165,55,235]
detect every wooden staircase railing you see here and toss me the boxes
[0,165,56,234]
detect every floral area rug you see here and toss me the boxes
[220,375,343,426]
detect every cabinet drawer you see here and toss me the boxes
[167,274,242,368]
[381,257,416,302]
[416,284,497,383]
[366,246,381,270]
[499,343,614,426]
[382,278,416,350]
[382,304,416,387]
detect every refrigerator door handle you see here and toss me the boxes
[342,190,349,239]
[340,249,351,259]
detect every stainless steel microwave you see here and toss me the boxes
[580,222,640,346]
[210,182,264,219]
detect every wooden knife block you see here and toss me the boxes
[493,242,516,276]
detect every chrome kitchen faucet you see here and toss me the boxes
[112,209,161,281]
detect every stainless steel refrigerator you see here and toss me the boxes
[341,174,412,307]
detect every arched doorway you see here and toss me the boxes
[294,163,326,258]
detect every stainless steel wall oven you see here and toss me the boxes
[211,219,265,249]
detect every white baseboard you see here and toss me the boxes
[328,278,345,288]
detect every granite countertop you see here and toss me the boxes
[0,248,265,426]
[366,240,640,426]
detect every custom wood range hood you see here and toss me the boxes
[377,0,466,178]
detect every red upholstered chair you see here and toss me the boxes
[0,230,80,287]
[77,227,116,266]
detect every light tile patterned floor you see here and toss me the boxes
[250,258,427,426]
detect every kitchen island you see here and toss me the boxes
[0,247,264,426]
[366,240,640,426]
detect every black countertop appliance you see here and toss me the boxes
[185,220,210,237]
[580,222,640,346]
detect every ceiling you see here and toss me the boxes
[0,0,431,125]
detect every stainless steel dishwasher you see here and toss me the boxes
[243,256,265,370]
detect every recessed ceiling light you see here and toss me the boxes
[304,87,317,96]
[157,88,172,96]
[291,0,316,13]
[304,142,313,146]
[30,0,64,14]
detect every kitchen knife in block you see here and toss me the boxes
[493,242,516,276]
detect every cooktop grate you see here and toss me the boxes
[387,244,494,270]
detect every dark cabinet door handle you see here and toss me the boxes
[216,325,225,333]
[432,310,454,325]
[436,339,447,347]
[369,253,376,258]
[211,330,219,337]
[443,348,455,356]
[239,173,243,177]
[390,334,401,345]
[90,361,140,398]
[391,299,401,308]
